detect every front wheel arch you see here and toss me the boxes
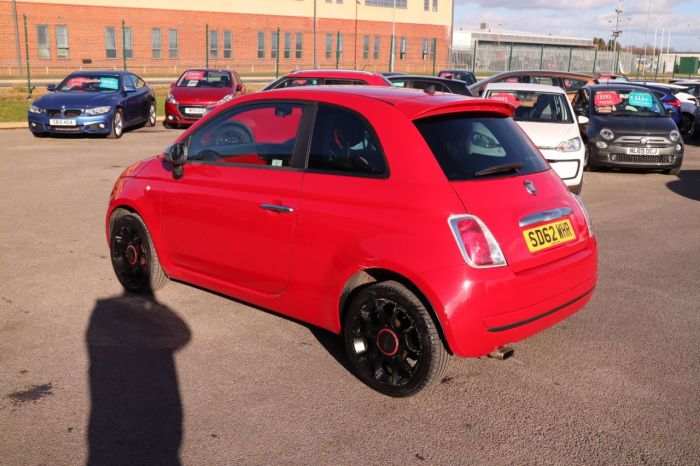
[338,268,452,355]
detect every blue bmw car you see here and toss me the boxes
[28,71,156,138]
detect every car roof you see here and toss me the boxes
[240,86,514,119]
[388,75,467,84]
[68,70,127,76]
[489,70,594,79]
[484,83,566,94]
[181,68,232,73]
[585,83,663,91]
[287,69,378,78]
[628,81,688,91]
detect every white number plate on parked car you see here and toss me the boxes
[49,119,76,126]
[627,147,659,155]
[184,107,206,115]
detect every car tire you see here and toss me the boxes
[343,280,449,397]
[569,181,583,195]
[107,108,124,139]
[109,210,168,293]
[679,112,695,136]
[584,145,598,172]
[145,101,157,127]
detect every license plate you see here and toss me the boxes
[627,147,659,155]
[523,219,577,253]
[49,118,76,126]
[184,107,206,115]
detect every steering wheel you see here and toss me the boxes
[214,122,254,146]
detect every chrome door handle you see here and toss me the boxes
[260,203,294,213]
[519,207,573,227]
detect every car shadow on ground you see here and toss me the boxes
[85,292,191,466]
[667,170,700,201]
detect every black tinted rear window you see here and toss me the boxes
[414,115,549,181]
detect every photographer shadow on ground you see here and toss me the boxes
[85,292,191,466]
[666,170,700,202]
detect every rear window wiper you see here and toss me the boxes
[474,162,524,177]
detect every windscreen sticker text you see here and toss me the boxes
[185,71,205,81]
[100,77,119,90]
[627,91,653,108]
[594,91,622,106]
[488,93,521,108]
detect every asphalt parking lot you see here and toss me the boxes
[0,126,698,465]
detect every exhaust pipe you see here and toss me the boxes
[488,346,514,360]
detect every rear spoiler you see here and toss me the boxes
[411,99,514,120]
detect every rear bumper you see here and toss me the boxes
[417,238,597,357]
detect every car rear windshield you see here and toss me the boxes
[414,115,549,181]
[486,91,572,123]
[177,70,232,88]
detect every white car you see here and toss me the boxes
[484,83,585,194]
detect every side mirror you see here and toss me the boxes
[577,115,590,125]
[164,142,187,179]
[47,84,56,92]
[236,83,243,93]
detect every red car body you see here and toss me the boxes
[164,68,246,127]
[107,86,597,395]
[262,69,391,90]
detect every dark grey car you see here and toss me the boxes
[572,84,683,174]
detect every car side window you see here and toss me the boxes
[563,78,588,91]
[573,89,590,114]
[530,76,555,86]
[135,77,146,89]
[413,80,451,93]
[323,79,367,86]
[123,74,137,91]
[275,78,321,88]
[307,105,387,176]
[187,103,304,167]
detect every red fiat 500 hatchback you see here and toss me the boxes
[107,87,597,397]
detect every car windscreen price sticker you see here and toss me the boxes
[628,91,653,108]
[185,71,205,81]
[488,93,521,108]
[594,91,622,107]
[100,77,119,90]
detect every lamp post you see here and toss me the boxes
[313,0,317,68]
[389,0,396,72]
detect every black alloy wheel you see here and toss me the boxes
[109,211,168,293]
[344,281,449,397]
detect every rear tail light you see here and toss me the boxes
[448,215,507,268]
[571,193,593,237]
[668,98,681,108]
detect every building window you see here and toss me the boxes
[151,28,161,59]
[422,38,429,60]
[257,32,265,59]
[56,25,68,59]
[168,29,178,59]
[432,0,438,11]
[366,0,407,7]
[105,27,116,59]
[400,37,406,60]
[37,25,50,59]
[124,27,133,59]
[373,35,380,59]
[223,30,232,58]
[295,32,303,59]
[430,38,436,60]
[325,33,333,60]
[363,35,369,60]
[424,0,429,10]
[209,30,218,59]
[284,32,291,59]
[337,33,344,60]
[271,30,279,59]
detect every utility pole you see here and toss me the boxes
[313,0,317,68]
[389,0,396,72]
[610,0,623,53]
[354,0,359,70]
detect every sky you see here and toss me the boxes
[453,0,700,52]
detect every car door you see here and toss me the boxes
[133,75,150,121]
[121,74,142,125]
[160,101,309,294]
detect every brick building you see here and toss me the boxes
[1,0,454,76]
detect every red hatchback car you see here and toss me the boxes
[164,68,245,128]
[107,87,597,397]
[262,69,391,90]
